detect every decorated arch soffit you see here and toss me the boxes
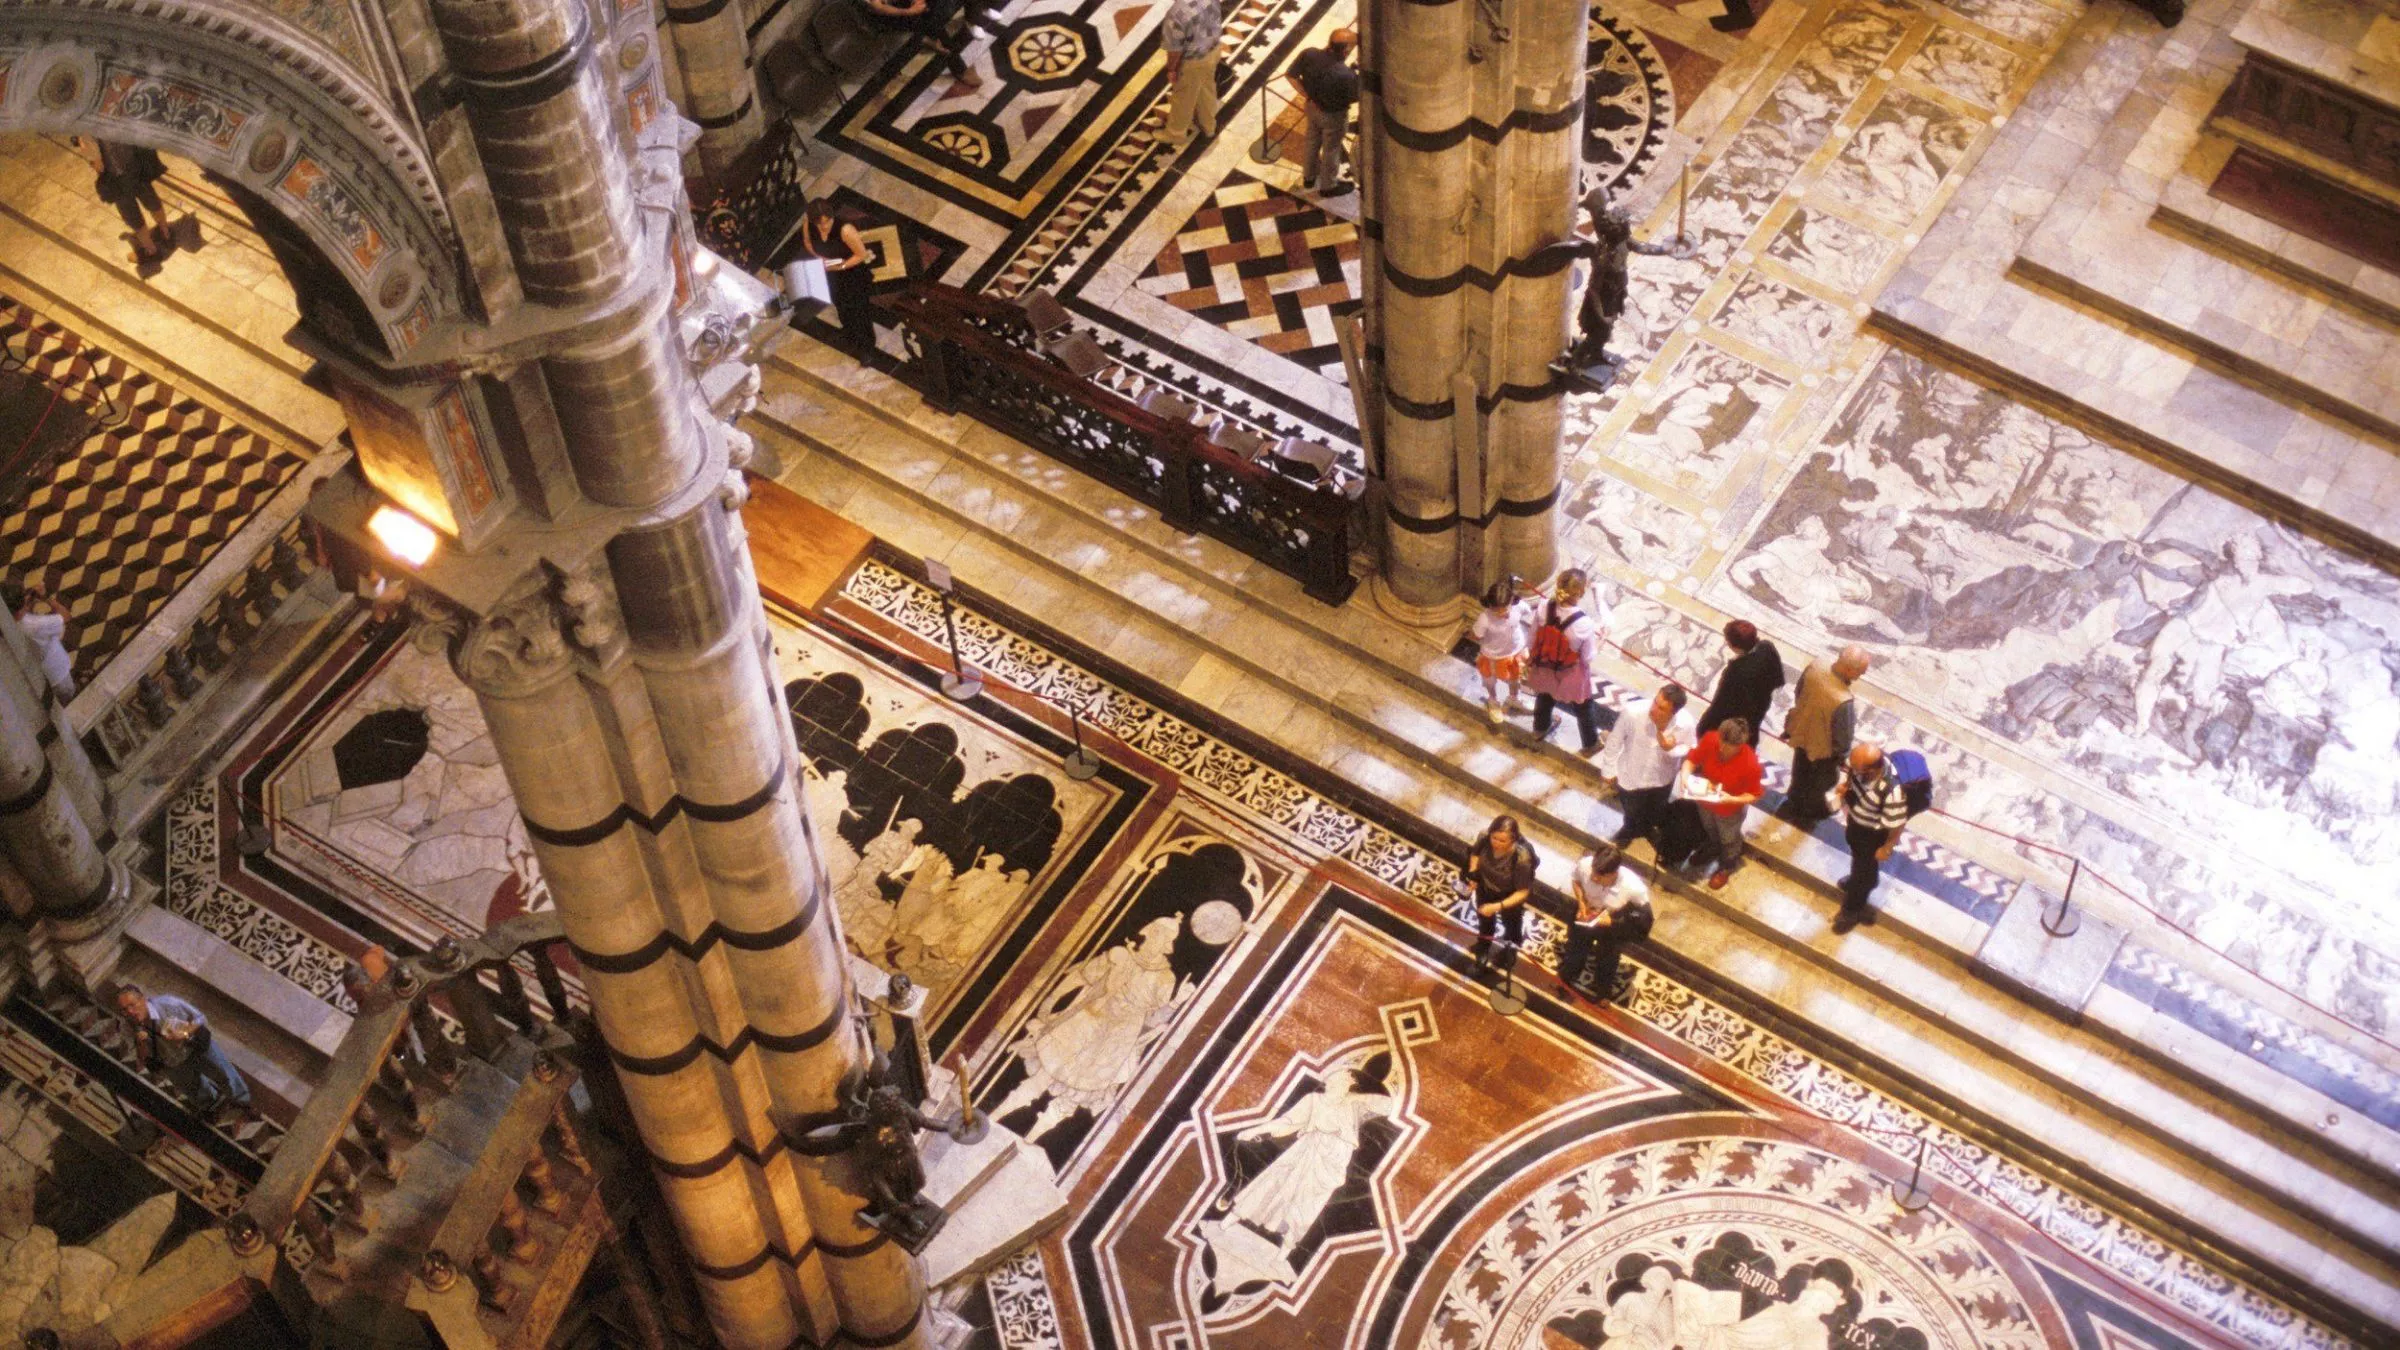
[0,0,463,357]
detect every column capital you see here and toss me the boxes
[416,560,629,698]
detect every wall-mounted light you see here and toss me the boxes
[367,504,440,568]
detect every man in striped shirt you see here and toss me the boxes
[1833,742,1910,933]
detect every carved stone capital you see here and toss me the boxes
[422,562,631,697]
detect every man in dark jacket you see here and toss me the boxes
[1699,619,1784,737]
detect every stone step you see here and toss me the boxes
[752,337,2400,1329]
[919,1139,1065,1292]
[2151,137,2400,331]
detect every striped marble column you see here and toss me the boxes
[0,608,124,940]
[664,0,767,180]
[423,0,924,1343]
[1363,0,1587,605]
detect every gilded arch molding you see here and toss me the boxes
[0,0,466,356]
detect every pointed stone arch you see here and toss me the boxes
[0,0,469,358]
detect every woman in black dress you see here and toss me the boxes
[796,198,879,358]
[1465,814,1538,961]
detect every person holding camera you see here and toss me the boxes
[115,982,252,1123]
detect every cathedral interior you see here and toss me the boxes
[0,0,2395,1342]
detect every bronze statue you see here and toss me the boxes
[1557,184,1679,382]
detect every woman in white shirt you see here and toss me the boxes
[1561,842,1651,1000]
[9,583,75,700]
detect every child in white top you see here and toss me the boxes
[1469,579,1539,725]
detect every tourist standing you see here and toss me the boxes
[1160,0,1226,150]
[1600,684,1687,849]
[1560,843,1651,1001]
[1777,646,1869,829]
[1680,717,1763,889]
[1526,570,1607,756]
[1286,28,1359,194]
[7,582,75,701]
[796,198,881,358]
[1698,619,1784,738]
[1469,577,1539,724]
[1834,743,1910,933]
[79,138,173,270]
[1465,815,1537,961]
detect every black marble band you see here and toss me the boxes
[666,0,737,21]
[1386,486,1561,534]
[689,1238,806,1282]
[1376,243,1582,298]
[570,891,819,974]
[817,1231,890,1259]
[605,997,845,1076]
[690,95,756,129]
[523,759,788,848]
[1376,101,1581,154]
[452,9,594,111]
[0,760,53,818]
[1382,371,1570,421]
[45,867,117,921]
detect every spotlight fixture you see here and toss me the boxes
[366,504,440,568]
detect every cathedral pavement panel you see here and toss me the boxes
[129,548,2384,1348]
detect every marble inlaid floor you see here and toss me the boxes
[150,551,2365,1349]
[772,0,2400,1038]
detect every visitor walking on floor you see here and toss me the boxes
[1698,618,1784,738]
[1560,842,1651,1002]
[796,198,881,359]
[114,983,252,1123]
[1286,28,1358,194]
[1160,0,1226,151]
[1469,577,1540,724]
[1833,742,1910,934]
[1600,683,1686,850]
[1526,569,1609,756]
[1679,716,1763,890]
[7,582,75,701]
[1465,815,1537,965]
[1777,645,1869,829]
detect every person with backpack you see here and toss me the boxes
[1834,742,1914,933]
[1526,570,1608,755]
[1465,815,1537,963]
[1560,842,1651,1002]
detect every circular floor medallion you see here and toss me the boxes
[1584,11,1675,200]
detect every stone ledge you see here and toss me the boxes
[2152,160,2400,330]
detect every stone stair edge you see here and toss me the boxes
[764,336,2400,1180]
[802,481,2400,1290]
[2004,248,2400,449]
[2150,170,2400,332]
[1865,301,2400,568]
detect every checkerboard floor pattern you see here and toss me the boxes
[1136,172,1361,376]
[1,294,305,687]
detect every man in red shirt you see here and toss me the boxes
[1680,716,1763,890]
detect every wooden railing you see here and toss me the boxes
[885,283,1360,605]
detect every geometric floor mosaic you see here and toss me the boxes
[1136,172,1358,376]
[0,292,306,689]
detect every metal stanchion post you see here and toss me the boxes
[1487,938,1527,1017]
[1250,87,1287,163]
[1892,1133,1933,1212]
[1062,699,1101,780]
[2041,858,2082,937]
[945,1053,989,1145]
[926,560,983,702]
